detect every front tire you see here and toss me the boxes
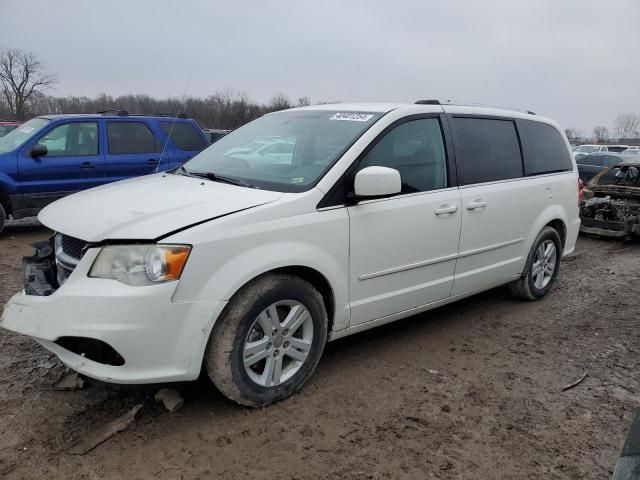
[509,226,562,300]
[205,273,328,407]
[0,202,6,235]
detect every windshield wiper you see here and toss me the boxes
[177,166,258,189]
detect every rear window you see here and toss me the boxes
[452,117,523,185]
[107,121,161,154]
[517,120,573,175]
[160,122,206,151]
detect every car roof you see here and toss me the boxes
[37,114,193,121]
[285,102,548,122]
[292,103,410,113]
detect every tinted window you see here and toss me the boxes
[452,118,522,185]
[107,122,160,154]
[517,119,573,175]
[358,118,447,193]
[38,122,98,157]
[580,155,605,166]
[159,122,206,151]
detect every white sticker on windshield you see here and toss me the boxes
[19,127,34,133]
[329,112,374,122]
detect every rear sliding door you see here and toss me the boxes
[447,112,574,296]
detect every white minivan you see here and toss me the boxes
[1,102,580,406]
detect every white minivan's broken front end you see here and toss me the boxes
[1,241,224,383]
[0,173,284,383]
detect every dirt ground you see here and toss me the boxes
[1,221,639,479]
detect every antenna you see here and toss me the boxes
[156,78,192,173]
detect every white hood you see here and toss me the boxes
[38,173,283,242]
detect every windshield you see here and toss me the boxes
[0,118,50,154]
[183,110,383,192]
[575,145,600,153]
[596,164,640,187]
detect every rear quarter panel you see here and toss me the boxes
[524,171,580,260]
[522,118,580,260]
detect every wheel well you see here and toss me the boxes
[0,189,10,216]
[546,219,567,248]
[270,266,336,333]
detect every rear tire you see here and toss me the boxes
[509,226,562,301]
[205,273,328,407]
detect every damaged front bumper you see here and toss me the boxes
[23,239,58,296]
[1,246,227,384]
[580,219,640,238]
[580,195,640,238]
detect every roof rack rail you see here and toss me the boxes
[154,112,188,118]
[441,100,537,115]
[97,109,129,116]
[414,99,440,105]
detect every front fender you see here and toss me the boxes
[0,160,20,195]
[170,207,350,331]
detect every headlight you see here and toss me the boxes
[89,245,191,286]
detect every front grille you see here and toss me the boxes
[60,235,88,260]
[54,233,89,285]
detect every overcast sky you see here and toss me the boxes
[1,0,639,133]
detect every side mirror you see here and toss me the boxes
[354,166,401,198]
[30,144,48,158]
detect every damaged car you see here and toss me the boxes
[580,158,640,239]
[1,102,580,407]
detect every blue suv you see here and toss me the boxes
[0,111,207,232]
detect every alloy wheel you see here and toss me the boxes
[532,239,557,289]
[243,300,314,387]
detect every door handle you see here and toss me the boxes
[466,200,487,210]
[80,162,96,169]
[147,159,159,165]
[434,205,458,216]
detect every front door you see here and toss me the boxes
[348,116,462,325]
[19,120,104,209]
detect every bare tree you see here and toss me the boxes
[7,90,319,129]
[297,96,311,107]
[0,48,58,120]
[269,93,292,111]
[564,128,582,143]
[592,126,609,143]
[613,113,640,140]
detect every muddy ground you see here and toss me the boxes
[0,221,639,479]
